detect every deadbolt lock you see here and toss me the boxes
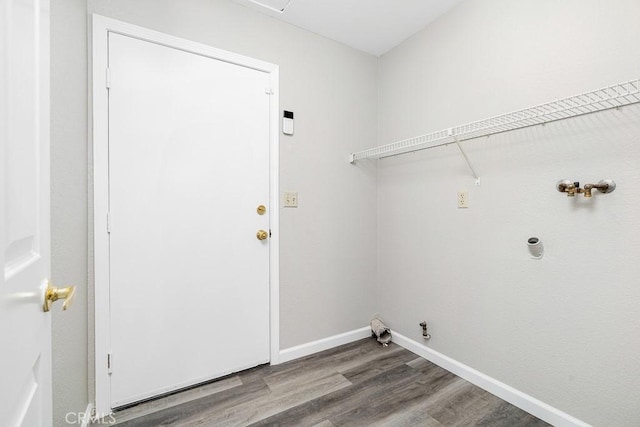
[257,205,266,215]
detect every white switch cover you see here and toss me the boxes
[284,191,298,207]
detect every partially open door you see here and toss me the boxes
[0,1,60,426]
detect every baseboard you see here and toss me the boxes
[391,331,591,427]
[81,403,93,427]
[277,326,371,364]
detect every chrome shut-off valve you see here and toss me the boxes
[419,321,431,340]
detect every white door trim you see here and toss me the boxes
[91,14,280,416]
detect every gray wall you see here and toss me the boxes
[51,0,378,425]
[377,0,640,425]
[52,0,640,425]
[51,0,89,424]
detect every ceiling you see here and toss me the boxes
[231,0,465,56]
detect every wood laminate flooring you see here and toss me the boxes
[109,338,550,427]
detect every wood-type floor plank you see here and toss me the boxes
[113,375,243,424]
[110,338,551,427]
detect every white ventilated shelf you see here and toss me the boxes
[349,79,640,164]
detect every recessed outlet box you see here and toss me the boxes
[457,191,469,208]
[284,191,298,207]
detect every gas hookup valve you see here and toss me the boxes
[419,321,431,340]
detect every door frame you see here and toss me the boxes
[91,14,280,416]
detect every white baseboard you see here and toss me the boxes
[391,331,591,427]
[277,326,371,364]
[81,403,93,427]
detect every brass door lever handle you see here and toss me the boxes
[43,280,76,312]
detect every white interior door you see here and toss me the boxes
[107,33,272,407]
[0,0,52,426]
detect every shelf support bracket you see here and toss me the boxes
[449,129,480,186]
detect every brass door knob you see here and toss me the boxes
[43,280,76,312]
[256,230,269,241]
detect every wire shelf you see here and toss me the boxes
[349,79,640,163]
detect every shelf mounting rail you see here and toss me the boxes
[349,79,640,170]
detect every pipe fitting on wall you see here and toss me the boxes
[527,237,543,259]
[419,321,431,340]
[556,179,616,198]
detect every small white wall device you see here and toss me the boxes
[283,110,294,135]
[527,237,543,259]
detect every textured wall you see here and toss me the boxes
[50,0,89,424]
[51,0,378,425]
[376,1,640,425]
[51,0,640,425]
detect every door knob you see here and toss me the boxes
[256,230,269,241]
[43,280,76,312]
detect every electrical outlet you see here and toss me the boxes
[283,191,298,207]
[457,191,469,208]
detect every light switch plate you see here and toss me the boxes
[284,191,298,207]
